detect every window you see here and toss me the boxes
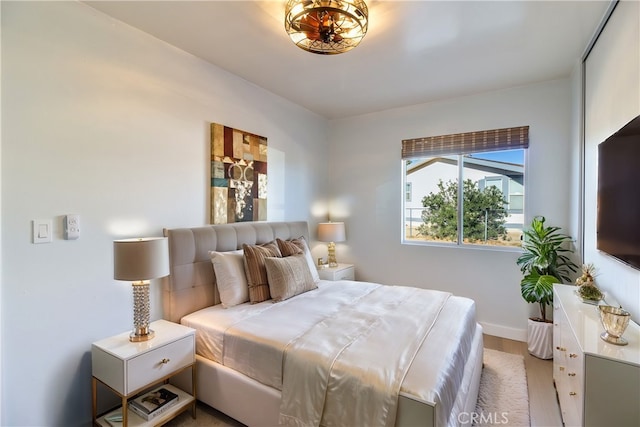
[402,126,528,248]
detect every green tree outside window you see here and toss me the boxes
[418,179,508,243]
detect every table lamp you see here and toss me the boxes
[114,237,169,342]
[317,222,346,268]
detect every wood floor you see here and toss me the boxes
[484,334,563,427]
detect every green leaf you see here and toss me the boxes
[521,273,559,318]
[518,216,578,318]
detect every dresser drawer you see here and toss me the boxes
[553,285,640,427]
[127,335,195,393]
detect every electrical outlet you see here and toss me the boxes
[64,214,80,240]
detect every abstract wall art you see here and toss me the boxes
[210,123,267,224]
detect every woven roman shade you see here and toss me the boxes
[401,126,529,160]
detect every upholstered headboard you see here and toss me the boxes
[162,221,310,323]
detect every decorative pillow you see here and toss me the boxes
[209,250,248,308]
[265,255,318,302]
[243,241,282,304]
[276,238,304,256]
[276,236,320,283]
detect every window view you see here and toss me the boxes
[402,127,527,249]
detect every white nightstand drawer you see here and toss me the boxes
[92,320,197,426]
[333,268,354,280]
[127,334,195,393]
[92,320,196,396]
[317,263,355,281]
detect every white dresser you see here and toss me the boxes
[553,284,640,427]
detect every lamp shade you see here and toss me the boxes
[114,237,170,281]
[317,222,346,243]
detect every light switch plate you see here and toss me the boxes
[33,219,52,244]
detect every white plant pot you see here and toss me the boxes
[527,318,553,359]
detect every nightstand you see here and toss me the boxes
[317,263,355,281]
[91,319,196,427]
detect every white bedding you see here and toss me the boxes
[181,280,478,427]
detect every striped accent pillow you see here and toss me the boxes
[276,237,320,283]
[276,238,304,256]
[243,241,282,303]
[265,255,317,302]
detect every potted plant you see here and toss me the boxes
[516,216,578,359]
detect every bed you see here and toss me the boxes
[162,221,483,427]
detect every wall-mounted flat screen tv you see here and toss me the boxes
[597,114,640,271]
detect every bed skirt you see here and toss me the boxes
[172,324,484,427]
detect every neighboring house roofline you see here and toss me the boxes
[407,156,523,179]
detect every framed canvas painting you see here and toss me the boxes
[210,123,267,224]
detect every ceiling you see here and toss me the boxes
[84,1,610,120]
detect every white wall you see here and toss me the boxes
[0,2,3,422]
[1,2,328,425]
[2,1,624,425]
[583,0,640,319]
[327,79,577,340]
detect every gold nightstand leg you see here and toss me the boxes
[92,377,97,425]
[122,395,128,427]
[191,363,197,419]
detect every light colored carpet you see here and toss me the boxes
[163,403,244,427]
[166,349,530,427]
[473,349,530,426]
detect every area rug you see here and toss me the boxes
[473,349,530,426]
[167,348,530,427]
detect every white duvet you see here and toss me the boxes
[182,281,478,427]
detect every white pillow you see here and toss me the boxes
[209,250,249,308]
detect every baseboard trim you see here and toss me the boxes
[480,321,527,342]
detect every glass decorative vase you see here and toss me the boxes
[598,305,631,346]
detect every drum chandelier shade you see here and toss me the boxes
[284,0,368,55]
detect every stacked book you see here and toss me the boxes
[128,386,179,421]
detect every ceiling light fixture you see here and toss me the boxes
[284,0,368,55]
